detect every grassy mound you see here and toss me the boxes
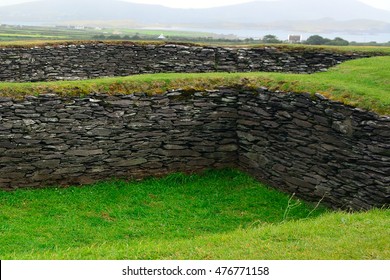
[0,56,389,114]
[0,169,388,260]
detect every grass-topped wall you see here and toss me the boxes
[0,42,370,82]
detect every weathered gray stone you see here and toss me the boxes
[106,100,133,107]
[285,176,315,189]
[66,149,104,157]
[164,144,186,150]
[160,149,201,157]
[217,144,238,152]
[261,120,280,128]
[293,119,313,128]
[109,158,147,167]
[53,166,86,175]
[296,146,317,155]
[89,128,113,137]
[33,160,61,168]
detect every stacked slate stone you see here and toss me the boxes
[237,89,390,210]
[0,88,389,210]
[0,43,369,82]
[0,90,238,189]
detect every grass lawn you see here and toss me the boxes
[0,56,389,114]
[0,169,388,260]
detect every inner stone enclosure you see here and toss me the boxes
[0,43,388,211]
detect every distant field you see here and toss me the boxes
[0,25,225,42]
[0,25,99,41]
[103,28,216,38]
[1,56,389,114]
[0,33,66,40]
[0,169,388,260]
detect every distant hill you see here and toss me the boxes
[0,0,390,34]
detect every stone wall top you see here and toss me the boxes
[0,43,370,82]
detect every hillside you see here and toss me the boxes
[0,0,390,34]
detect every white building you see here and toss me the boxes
[288,35,302,43]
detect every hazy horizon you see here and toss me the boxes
[0,0,389,11]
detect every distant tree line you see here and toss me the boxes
[259,34,390,46]
[231,34,350,45]
[303,35,390,46]
[304,35,349,46]
[91,33,390,47]
[92,34,136,40]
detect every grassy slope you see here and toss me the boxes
[0,170,388,260]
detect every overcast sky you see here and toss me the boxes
[0,0,389,10]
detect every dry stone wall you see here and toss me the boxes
[0,89,389,210]
[0,43,369,82]
[237,89,389,210]
[0,90,238,189]
[0,43,388,210]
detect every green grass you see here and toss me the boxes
[0,169,322,259]
[0,56,389,114]
[0,169,388,260]
[40,210,388,260]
